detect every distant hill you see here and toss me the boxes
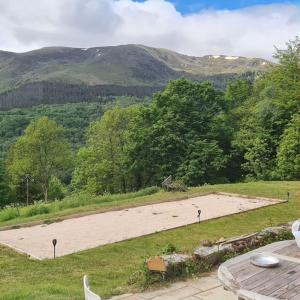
[0,44,271,109]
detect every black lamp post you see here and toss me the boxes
[197,209,201,223]
[52,239,57,259]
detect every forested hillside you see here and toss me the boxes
[0,96,146,160]
[0,82,158,110]
[0,38,298,206]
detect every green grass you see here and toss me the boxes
[0,181,298,300]
[0,186,160,228]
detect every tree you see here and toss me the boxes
[7,117,73,202]
[72,106,139,194]
[276,115,300,180]
[233,37,300,179]
[176,140,227,186]
[271,37,300,116]
[225,79,253,109]
[242,132,274,180]
[128,78,229,187]
[0,160,11,207]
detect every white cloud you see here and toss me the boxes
[0,0,298,59]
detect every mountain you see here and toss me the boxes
[0,44,271,109]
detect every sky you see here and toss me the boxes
[0,0,299,59]
[136,0,299,13]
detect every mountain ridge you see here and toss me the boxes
[0,44,272,109]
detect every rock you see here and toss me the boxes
[250,238,261,247]
[260,226,287,236]
[194,245,218,258]
[194,243,234,266]
[220,243,234,252]
[162,253,190,266]
[194,243,233,259]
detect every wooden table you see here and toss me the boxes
[218,240,300,300]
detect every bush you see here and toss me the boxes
[127,261,163,288]
[161,243,177,255]
[0,208,19,221]
[134,186,159,197]
[167,181,187,192]
[48,177,67,200]
[24,204,50,217]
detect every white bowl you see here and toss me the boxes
[250,254,280,268]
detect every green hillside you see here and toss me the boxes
[0,97,145,160]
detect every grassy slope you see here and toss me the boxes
[0,181,298,300]
[140,45,270,75]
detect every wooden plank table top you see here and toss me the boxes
[218,240,300,300]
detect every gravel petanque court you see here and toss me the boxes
[0,193,282,259]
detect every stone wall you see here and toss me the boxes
[147,223,294,277]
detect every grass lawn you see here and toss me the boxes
[0,181,298,300]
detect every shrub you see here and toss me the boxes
[167,181,187,192]
[134,186,159,197]
[24,204,50,217]
[161,243,177,255]
[58,192,96,210]
[127,261,163,288]
[48,177,67,200]
[0,208,19,221]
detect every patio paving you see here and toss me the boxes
[109,272,236,300]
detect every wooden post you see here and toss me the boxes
[26,175,29,206]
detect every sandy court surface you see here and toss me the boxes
[0,193,281,259]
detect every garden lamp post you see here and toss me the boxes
[197,209,201,223]
[52,239,57,259]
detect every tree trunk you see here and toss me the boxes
[122,176,126,193]
[44,187,48,202]
[135,173,142,190]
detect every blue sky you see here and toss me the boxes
[136,0,299,14]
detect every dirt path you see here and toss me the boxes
[0,193,281,259]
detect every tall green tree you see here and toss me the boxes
[72,106,139,194]
[225,79,253,109]
[271,37,300,116]
[276,115,300,180]
[128,78,229,188]
[176,140,227,186]
[0,160,11,207]
[233,37,300,180]
[7,117,73,202]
